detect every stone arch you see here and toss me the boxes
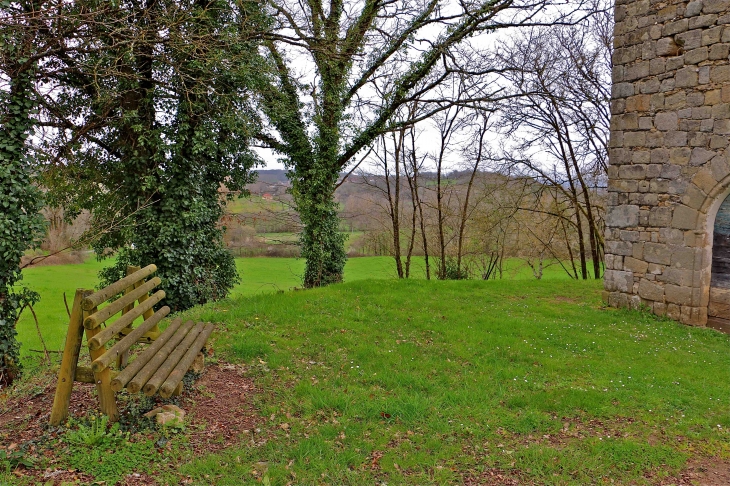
[694,171,730,326]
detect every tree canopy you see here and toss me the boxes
[29,0,267,311]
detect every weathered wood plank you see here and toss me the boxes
[87,290,165,347]
[160,323,214,398]
[75,366,118,383]
[83,277,161,329]
[85,304,119,422]
[91,306,170,372]
[125,320,196,393]
[142,323,204,396]
[111,318,185,392]
[82,264,157,310]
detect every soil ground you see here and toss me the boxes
[0,363,259,485]
[2,363,729,485]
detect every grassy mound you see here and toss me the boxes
[170,278,730,485]
[16,256,573,361]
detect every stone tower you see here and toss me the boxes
[605,0,730,328]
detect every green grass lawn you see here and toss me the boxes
[16,255,577,360]
[16,256,413,358]
[9,261,730,484]
[166,278,730,485]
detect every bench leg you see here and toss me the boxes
[85,307,119,422]
[117,348,130,370]
[49,290,86,426]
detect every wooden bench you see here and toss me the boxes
[49,264,213,425]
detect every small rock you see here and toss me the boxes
[145,404,186,427]
[161,404,185,415]
[157,412,180,426]
[143,407,164,419]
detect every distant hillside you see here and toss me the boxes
[253,169,289,184]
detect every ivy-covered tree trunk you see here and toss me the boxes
[40,0,263,312]
[261,42,352,288]
[0,69,45,385]
[293,169,347,287]
[108,160,241,312]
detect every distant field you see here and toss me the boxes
[260,231,363,251]
[225,194,288,214]
[16,255,589,362]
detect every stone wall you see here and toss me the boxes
[605,0,730,325]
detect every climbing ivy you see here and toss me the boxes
[0,67,46,384]
[40,0,266,312]
[291,171,348,287]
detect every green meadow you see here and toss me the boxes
[171,278,730,484]
[9,256,730,483]
[16,255,573,359]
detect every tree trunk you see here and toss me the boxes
[409,130,430,280]
[0,64,44,384]
[554,105,602,279]
[403,136,418,279]
[456,117,487,275]
[436,153,447,279]
[296,170,347,287]
[385,133,404,278]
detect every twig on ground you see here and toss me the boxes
[28,304,50,363]
[63,292,71,317]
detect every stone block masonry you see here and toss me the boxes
[605,0,730,325]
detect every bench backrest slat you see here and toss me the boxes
[82,264,157,310]
[91,306,171,373]
[87,290,166,350]
[84,277,161,329]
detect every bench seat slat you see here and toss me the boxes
[110,318,185,391]
[91,306,171,373]
[143,322,205,396]
[125,320,197,393]
[160,323,214,398]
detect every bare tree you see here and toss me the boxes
[358,129,411,278]
[454,112,495,276]
[255,0,594,286]
[495,11,611,279]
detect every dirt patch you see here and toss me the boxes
[0,363,260,485]
[658,459,730,486]
[180,363,260,453]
